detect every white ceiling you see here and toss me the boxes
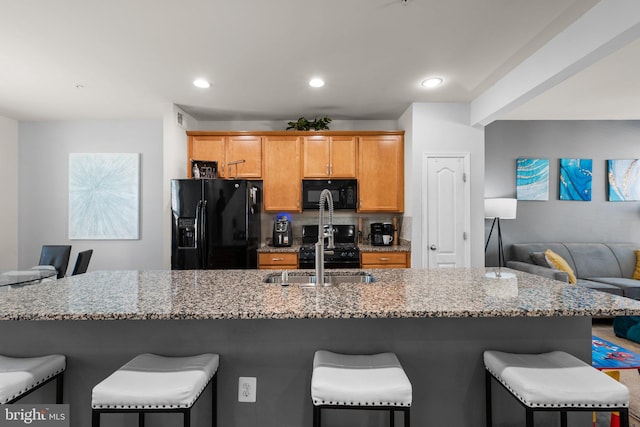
[1,0,638,124]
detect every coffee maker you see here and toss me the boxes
[272,214,292,247]
[370,223,394,246]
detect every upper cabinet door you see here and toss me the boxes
[358,135,404,212]
[263,136,302,212]
[302,136,330,178]
[302,135,356,178]
[226,135,263,178]
[189,136,226,177]
[329,136,357,178]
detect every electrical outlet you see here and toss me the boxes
[238,377,257,402]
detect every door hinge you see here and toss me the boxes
[462,173,467,183]
[463,232,467,240]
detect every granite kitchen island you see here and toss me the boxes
[2,268,640,427]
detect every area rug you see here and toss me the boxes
[593,319,640,427]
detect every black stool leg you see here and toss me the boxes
[212,375,218,427]
[560,411,567,427]
[390,409,395,427]
[620,408,630,427]
[404,408,410,427]
[56,373,64,403]
[485,370,492,427]
[313,406,321,427]
[184,409,190,427]
[92,410,100,427]
[525,408,533,427]
[138,412,144,427]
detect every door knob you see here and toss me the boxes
[430,245,437,251]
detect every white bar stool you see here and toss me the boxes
[484,350,630,427]
[91,353,219,427]
[0,354,66,404]
[311,350,412,427]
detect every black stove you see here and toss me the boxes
[298,225,360,269]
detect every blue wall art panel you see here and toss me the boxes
[608,159,640,201]
[516,158,549,200]
[559,158,592,201]
[69,153,140,239]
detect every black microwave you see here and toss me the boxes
[302,179,358,210]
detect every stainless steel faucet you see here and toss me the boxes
[315,189,334,286]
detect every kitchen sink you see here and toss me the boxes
[263,272,376,286]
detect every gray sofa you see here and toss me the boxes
[507,243,640,299]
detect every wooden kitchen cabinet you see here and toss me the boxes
[187,131,404,213]
[225,135,262,178]
[258,252,298,269]
[188,134,262,178]
[302,135,357,178]
[358,135,404,212]
[263,136,302,212]
[188,135,225,177]
[361,251,410,268]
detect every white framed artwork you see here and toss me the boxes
[69,153,140,239]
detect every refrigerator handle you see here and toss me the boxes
[194,200,202,249]
[200,200,208,266]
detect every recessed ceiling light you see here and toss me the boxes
[193,78,211,89]
[421,77,443,88]
[309,78,325,88]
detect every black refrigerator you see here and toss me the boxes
[171,179,261,269]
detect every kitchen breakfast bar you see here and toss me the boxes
[2,268,640,427]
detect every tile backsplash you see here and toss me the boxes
[260,212,407,246]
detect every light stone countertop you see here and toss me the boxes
[1,268,640,321]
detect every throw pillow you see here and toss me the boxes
[633,250,640,280]
[544,249,577,284]
[529,251,549,267]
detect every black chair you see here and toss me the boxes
[72,250,93,275]
[38,245,72,279]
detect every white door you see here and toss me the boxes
[423,154,470,267]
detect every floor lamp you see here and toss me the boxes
[484,198,517,269]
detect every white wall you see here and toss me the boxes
[397,105,413,242]
[196,119,399,131]
[162,105,195,268]
[18,120,163,272]
[0,116,18,269]
[406,103,485,267]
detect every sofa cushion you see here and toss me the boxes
[576,279,624,297]
[545,249,577,284]
[564,243,622,279]
[529,252,549,267]
[586,277,640,299]
[606,244,639,278]
[510,244,573,266]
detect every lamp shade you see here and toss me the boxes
[484,198,517,219]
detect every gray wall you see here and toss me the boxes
[485,120,640,266]
[18,120,164,271]
[0,115,18,270]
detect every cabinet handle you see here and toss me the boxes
[272,257,284,261]
[326,164,329,175]
[379,257,391,261]
[329,164,333,175]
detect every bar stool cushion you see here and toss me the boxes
[0,354,66,404]
[92,353,219,410]
[484,350,629,409]
[311,351,412,407]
